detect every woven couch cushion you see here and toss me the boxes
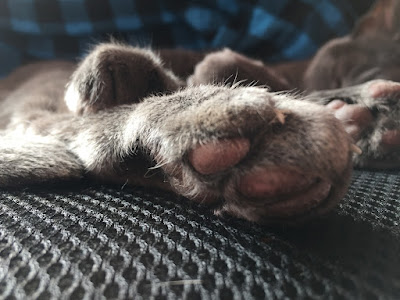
[0,170,398,299]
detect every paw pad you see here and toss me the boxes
[188,138,250,175]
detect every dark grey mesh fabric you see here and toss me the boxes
[0,170,399,299]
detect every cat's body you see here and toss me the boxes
[1,0,400,224]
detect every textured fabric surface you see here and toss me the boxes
[0,0,374,77]
[0,170,398,299]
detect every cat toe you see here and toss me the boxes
[367,81,400,156]
[381,130,400,147]
[368,80,400,99]
[326,99,346,109]
[188,138,250,175]
[327,100,374,141]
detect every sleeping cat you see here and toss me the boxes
[0,0,399,224]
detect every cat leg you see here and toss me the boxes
[61,45,353,223]
[17,83,353,224]
[306,79,400,168]
[60,85,352,224]
[0,133,84,187]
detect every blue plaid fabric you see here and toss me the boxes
[0,0,374,77]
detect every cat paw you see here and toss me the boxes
[65,43,183,114]
[188,48,289,91]
[142,86,353,223]
[325,80,400,168]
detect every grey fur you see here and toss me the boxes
[0,46,353,224]
[0,0,397,224]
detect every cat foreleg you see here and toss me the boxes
[0,133,84,187]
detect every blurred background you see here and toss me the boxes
[0,0,374,77]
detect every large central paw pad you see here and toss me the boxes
[238,169,328,201]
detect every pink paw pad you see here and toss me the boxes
[188,138,250,175]
[381,130,400,147]
[327,100,373,140]
[238,169,332,216]
[368,81,400,98]
[188,138,333,216]
[328,81,400,151]
[369,81,400,148]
